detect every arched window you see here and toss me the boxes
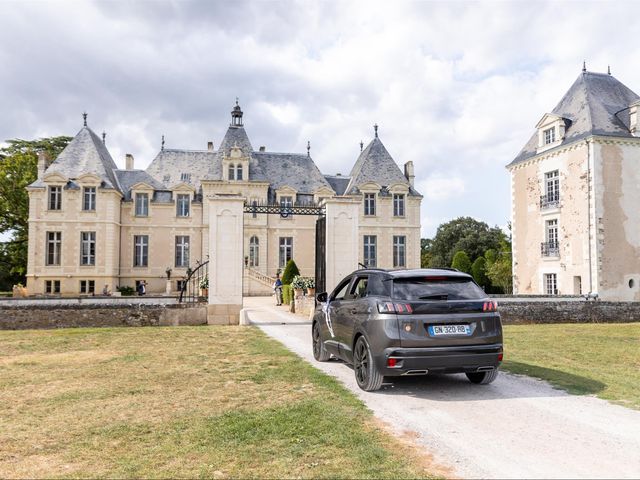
[228,164,235,180]
[237,163,243,181]
[249,236,259,267]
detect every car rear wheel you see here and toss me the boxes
[353,336,383,391]
[312,322,331,362]
[466,369,499,384]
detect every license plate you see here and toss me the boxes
[428,324,471,336]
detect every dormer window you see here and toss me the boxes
[543,127,556,145]
[176,194,190,217]
[82,187,96,211]
[180,173,191,183]
[49,186,62,210]
[236,164,243,180]
[227,164,244,181]
[228,164,235,180]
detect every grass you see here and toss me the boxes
[0,326,434,479]
[502,323,640,409]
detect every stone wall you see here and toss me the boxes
[0,302,207,330]
[496,299,640,324]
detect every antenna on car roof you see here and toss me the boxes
[358,262,367,269]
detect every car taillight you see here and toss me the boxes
[377,302,413,314]
[482,301,497,312]
[498,353,503,362]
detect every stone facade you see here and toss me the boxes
[508,70,640,300]
[25,104,422,298]
[495,298,640,324]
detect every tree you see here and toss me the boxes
[281,259,300,285]
[451,250,472,274]
[487,239,513,294]
[427,217,506,267]
[420,238,432,268]
[0,136,72,279]
[471,256,489,289]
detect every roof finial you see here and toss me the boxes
[102,131,106,145]
[582,60,587,73]
[374,123,378,138]
[307,140,311,157]
[161,135,165,151]
[608,65,611,75]
[82,112,87,127]
[236,96,239,106]
[360,140,363,152]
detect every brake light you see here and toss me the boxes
[377,302,413,314]
[498,353,503,362]
[482,301,497,312]
[387,358,397,367]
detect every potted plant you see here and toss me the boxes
[291,275,305,298]
[199,276,209,297]
[305,277,316,297]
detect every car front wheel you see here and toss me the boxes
[353,336,383,391]
[312,321,331,362]
[466,369,499,384]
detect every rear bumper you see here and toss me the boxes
[377,343,503,376]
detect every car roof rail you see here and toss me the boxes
[435,267,460,272]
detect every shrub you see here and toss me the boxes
[451,250,472,274]
[281,260,300,285]
[282,284,293,305]
[117,286,135,296]
[471,256,488,289]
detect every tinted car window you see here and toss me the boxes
[367,274,392,297]
[346,277,368,299]
[332,279,351,300]
[393,277,486,301]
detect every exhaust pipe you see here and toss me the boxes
[403,369,428,376]
[477,366,495,372]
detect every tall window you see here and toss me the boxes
[236,164,243,180]
[545,170,559,202]
[279,237,293,268]
[46,231,61,265]
[175,235,190,268]
[228,164,235,180]
[364,193,376,216]
[249,236,259,267]
[134,235,149,267]
[543,127,556,145]
[135,193,149,217]
[176,194,190,217]
[80,232,96,265]
[393,194,405,217]
[80,280,95,294]
[280,196,293,218]
[545,273,558,295]
[82,187,96,211]
[393,235,406,268]
[546,219,558,246]
[45,280,60,294]
[48,186,62,210]
[363,235,377,268]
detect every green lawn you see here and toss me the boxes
[503,323,640,409]
[0,327,434,479]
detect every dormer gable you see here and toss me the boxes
[42,172,68,185]
[223,144,250,181]
[76,173,102,186]
[130,181,156,193]
[170,182,196,194]
[535,113,570,153]
[629,99,640,136]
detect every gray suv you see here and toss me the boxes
[312,268,503,391]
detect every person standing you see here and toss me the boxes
[273,274,283,306]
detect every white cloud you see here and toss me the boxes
[419,174,466,202]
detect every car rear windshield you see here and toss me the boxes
[392,276,486,301]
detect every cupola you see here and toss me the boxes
[231,98,243,127]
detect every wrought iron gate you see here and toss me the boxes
[315,216,326,295]
[178,260,209,303]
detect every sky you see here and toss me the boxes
[3,0,640,238]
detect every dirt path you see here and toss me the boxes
[243,297,640,479]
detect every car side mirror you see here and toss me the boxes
[316,291,328,303]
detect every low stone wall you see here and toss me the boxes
[495,298,640,324]
[0,302,207,330]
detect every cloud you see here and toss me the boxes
[3,0,640,239]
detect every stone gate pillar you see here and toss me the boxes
[324,198,360,294]
[207,195,244,324]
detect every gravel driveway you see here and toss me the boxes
[243,297,640,479]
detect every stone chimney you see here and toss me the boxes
[404,161,415,187]
[37,151,51,180]
[259,146,266,152]
[125,154,134,170]
[207,141,214,151]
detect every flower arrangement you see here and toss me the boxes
[303,277,315,289]
[199,276,209,289]
[291,275,306,290]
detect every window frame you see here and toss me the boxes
[176,193,190,217]
[135,193,149,217]
[80,231,96,266]
[278,236,293,268]
[48,186,62,211]
[393,235,406,268]
[545,273,558,295]
[80,280,95,294]
[249,235,259,267]
[393,194,405,217]
[364,193,376,216]
[45,280,61,294]
[82,186,96,211]
[175,235,190,268]
[363,235,377,268]
[280,196,294,219]
[133,235,149,267]
[46,231,62,266]
[543,127,556,145]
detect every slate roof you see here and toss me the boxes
[324,175,351,195]
[145,149,216,190]
[253,152,333,195]
[345,136,418,195]
[114,170,166,201]
[509,71,640,167]
[217,125,253,158]
[30,126,120,190]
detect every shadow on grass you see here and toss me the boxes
[501,360,606,396]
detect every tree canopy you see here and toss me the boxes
[0,136,71,286]
[451,250,472,274]
[426,216,507,267]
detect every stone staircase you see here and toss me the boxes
[243,267,276,296]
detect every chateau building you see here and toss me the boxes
[26,103,422,296]
[507,68,640,300]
